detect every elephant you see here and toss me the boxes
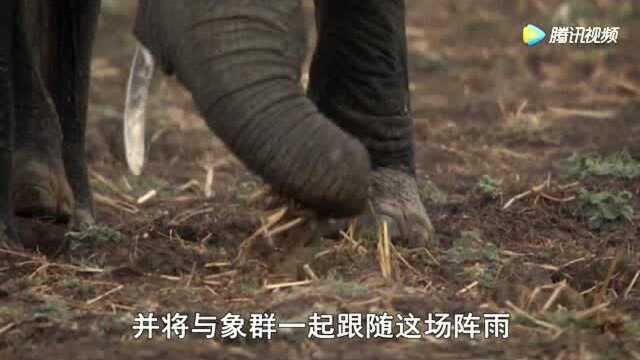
[0,0,434,249]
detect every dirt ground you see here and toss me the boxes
[2,1,640,359]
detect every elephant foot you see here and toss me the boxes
[69,207,96,230]
[13,150,73,223]
[358,168,435,248]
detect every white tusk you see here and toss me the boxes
[123,44,155,176]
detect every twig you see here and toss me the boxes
[303,264,319,281]
[266,217,304,237]
[526,283,561,310]
[205,286,219,296]
[559,257,589,270]
[93,192,139,214]
[614,78,640,96]
[53,263,104,274]
[169,206,215,226]
[624,270,640,300]
[242,207,287,246]
[137,190,157,204]
[505,300,563,333]
[86,285,124,306]
[539,193,576,203]
[0,252,105,275]
[515,99,528,118]
[89,170,135,202]
[574,301,610,320]
[377,221,392,280]
[547,107,617,120]
[247,186,270,204]
[542,281,567,312]
[204,166,214,198]
[422,248,441,267]
[28,263,51,279]
[234,207,289,263]
[503,182,548,210]
[456,281,479,295]
[157,195,199,203]
[597,253,622,304]
[339,219,368,255]
[558,182,581,190]
[205,261,232,268]
[185,262,197,288]
[500,250,529,257]
[176,179,200,193]
[264,280,312,290]
[111,303,135,311]
[0,322,16,336]
[580,285,599,296]
[390,242,420,275]
[524,262,560,272]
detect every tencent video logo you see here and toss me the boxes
[522,24,546,46]
[522,24,620,46]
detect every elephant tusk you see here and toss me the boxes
[123,44,155,176]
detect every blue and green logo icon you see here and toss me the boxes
[522,24,546,46]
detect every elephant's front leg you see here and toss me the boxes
[308,0,434,247]
[12,1,74,223]
[0,0,20,247]
[44,0,101,229]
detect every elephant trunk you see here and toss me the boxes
[133,0,371,217]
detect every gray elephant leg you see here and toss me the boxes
[134,0,371,217]
[309,0,434,247]
[12,1,73,222]
[42,0,101,228]
[0,0,19,247]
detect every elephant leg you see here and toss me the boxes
[0,0,20,247]
[12,1,73,222]
[43,0,101,229]
[309,0,434,247]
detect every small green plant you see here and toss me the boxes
[334,280,370,298]
[445,231,500,264]
[66,224,124,249]
[414,53,448,73]
[623,320,640,335]
[235,180,261,203]
[34,302,60,316]
[576,189,634,229]
[238,277,261,293]
[33,299,70,320]
[61,277,82,289]
[420,179,448,205]
[61,277,94,298]
[444,230,501,288]
[565,151,640,180]
[476,175,503,199]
